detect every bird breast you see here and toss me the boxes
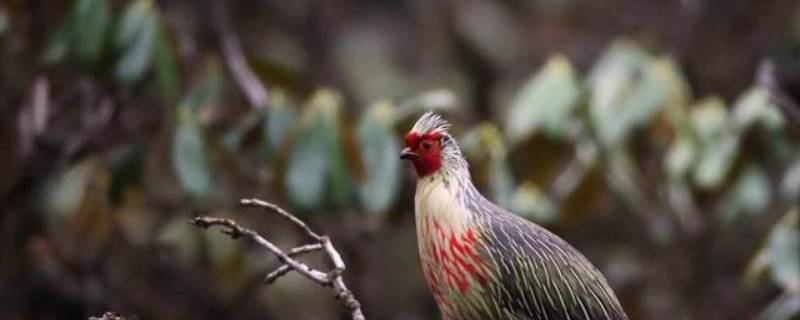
[414,177,492,315]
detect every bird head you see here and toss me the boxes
[400,112,466,178]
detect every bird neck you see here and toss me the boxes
[414,163,481,230]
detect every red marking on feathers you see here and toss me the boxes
[422,221,488,295]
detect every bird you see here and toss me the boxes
[399,112,628,320]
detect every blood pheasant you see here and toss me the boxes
[400,112,627,320]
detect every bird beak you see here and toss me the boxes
[399,147,419,160]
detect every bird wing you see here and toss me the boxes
[477,206,628,320]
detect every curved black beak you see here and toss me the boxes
[399,147,419,160]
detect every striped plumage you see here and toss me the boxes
[400,112,627,320]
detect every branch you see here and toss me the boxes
[191,199,365,320]
[88,312,128,320]
[210,0,268,109]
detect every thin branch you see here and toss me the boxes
[240,198,323,241]
[191,199,365,320]
[265,243,323,284]
[88,312,129,320]
[210,0,268,109]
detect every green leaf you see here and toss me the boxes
[766,209,800,291]
[505,55,581,143]
[732,87,786,131]
[689,97,740,189]
[153,20,180,103]
[588,40,650,147]
[316,91,352,207]
[264,90,296,153]
[783,156,800,201]
[489,160,515,210]
[510,182,556,223]
[41,22,73,65]
[664,133,696,180]
[588,44,678,148]
[693,134,739,189]
[114,0,157,86]
[285,111,329,210]
[759,294,800,320]
[71,0,110,66]
[172,118,211,198]
[114,0,150,50]
[621,59,671,127]
[43,158,96,219]
[0,9,9,38]
[356,101,400,214]
[718,164,770,222]
[285,89,352,210]
[180,58,223,114]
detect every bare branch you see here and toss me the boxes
[240,198,323,241]
[210,0,268,109]
[265,264,292,284]
[191,199,365,320]
[88,312,129,320]
[265,243,323,284]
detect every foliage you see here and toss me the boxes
[3,0,800,319]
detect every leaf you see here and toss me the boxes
[782,156,800,201]
[313,90,352,206]
[693,134,739,189]
[766,209,800,291]
[285,89,352,210]
[285,110,329,210]
[505,55,581,143]
[758,294,800,320]
[588,44,678,147]
[263,90,296,153]
[622,58,671,127]
[664,133,696,180]
[510,182,556,223]
[41,22,73,65]
[718,164,770,222]
[152,19,180,103]
[172,117,211,198]
[588,40,650,147]
[0,9,7,37]
[689,97,739,189]
[732,87,786,132]
[71,0,110,66]
[114,0,157,86]
[356,101,400,214]
[180,58,223,113]
[43,158,96,219]
[489,160,515,210]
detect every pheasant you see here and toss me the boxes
[400,112,628,320]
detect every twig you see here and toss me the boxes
[265,243,323,284]
[240,198,322,240]
[210,0,268,109]
[88,312,129,320]
[190,199,365,320]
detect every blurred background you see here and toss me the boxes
[2,0,800,319]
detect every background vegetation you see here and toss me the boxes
[1,0,800,319]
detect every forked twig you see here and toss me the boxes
[190,198,364,320]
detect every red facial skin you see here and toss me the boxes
[404,132,443,177]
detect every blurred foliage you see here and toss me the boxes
[2,0,800,319]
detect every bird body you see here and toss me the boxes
[401,112,628,320]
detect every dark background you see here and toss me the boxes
[1,0,800,319]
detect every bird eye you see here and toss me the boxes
[420,141,432,151]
